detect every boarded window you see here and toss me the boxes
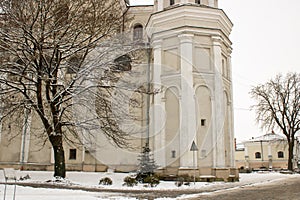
[163,48,179,72]
[195,47,211,71]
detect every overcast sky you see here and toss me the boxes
[130,0,300,141]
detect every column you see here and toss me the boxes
[227,50,235,167]
[228,101,235,167]
[178,33,196,168]
[268,144,272,169]
[212,35,225,167]
[245,146,249,169]
[152,40,166,168]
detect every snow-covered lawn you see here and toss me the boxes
[0,170,299,199]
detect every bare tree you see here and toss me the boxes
[251,72,300,170]
[0,0,143,178]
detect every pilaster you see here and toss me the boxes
[152,40,166,168]
[212,35,225,167]
[178,33,196,168]
[227,50,234,167]
[244,146,249,169]
[227,101,235,167]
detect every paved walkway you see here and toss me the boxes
[187,176,300,200]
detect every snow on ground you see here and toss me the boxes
[0,170,299,199]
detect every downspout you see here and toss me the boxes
[146,38,151,148]
[260,140,264,161]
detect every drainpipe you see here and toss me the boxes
[145,38,151,148]
[260,140,264,161]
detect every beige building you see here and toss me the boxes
[235,133,299,171]
[0,0,237,180]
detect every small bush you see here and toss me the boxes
[175,177,184,187]
[19,174,31,181]
[143,175,160,187]
[175,175,192,187]
[184,182,190,186]
[123,176,138,187]
[99,177,113,185]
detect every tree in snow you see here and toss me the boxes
[136,146,158,183]
[251,72,300,171]
[0,0,143,178]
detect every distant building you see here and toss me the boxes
[235,132,299,171]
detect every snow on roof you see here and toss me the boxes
[247,132,286,143]
[236,143,245,151]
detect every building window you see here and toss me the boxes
[69,149,77,160]
[171,150,176,158]
[278,151,284,158]
[195,0,201,4]
[201,149,206,157]
[133,24,143,41]
[222,59,225,76]
[113,54,132,71]
[67,56,80,74]
[170,0,175,5]
[201,119,206,126]
[255,152,261,159]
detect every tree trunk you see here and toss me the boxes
[50,135,66,178]
[288,141,294,171]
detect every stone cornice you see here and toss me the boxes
[146,4,233,41]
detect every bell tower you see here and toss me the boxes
[148,1,237,180]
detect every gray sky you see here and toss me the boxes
[130,0,300,141]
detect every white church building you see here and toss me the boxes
[0,0,237,181]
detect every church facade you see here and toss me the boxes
[0,0,237,180]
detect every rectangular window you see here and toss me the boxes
[170,0,175,5]
[69,149,77,160]
[278,151,284,158]
[255,152,261,159]
[201,119,206,126]
[171,150,176,158]
[196,0,201,4]
[201,149,206,157]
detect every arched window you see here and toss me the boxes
[255,152,261,159]
[170,0,175,5]
[278,151,284,158]
[67,56,80,74]
[113,54,132,71]
[133,24,143,41]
